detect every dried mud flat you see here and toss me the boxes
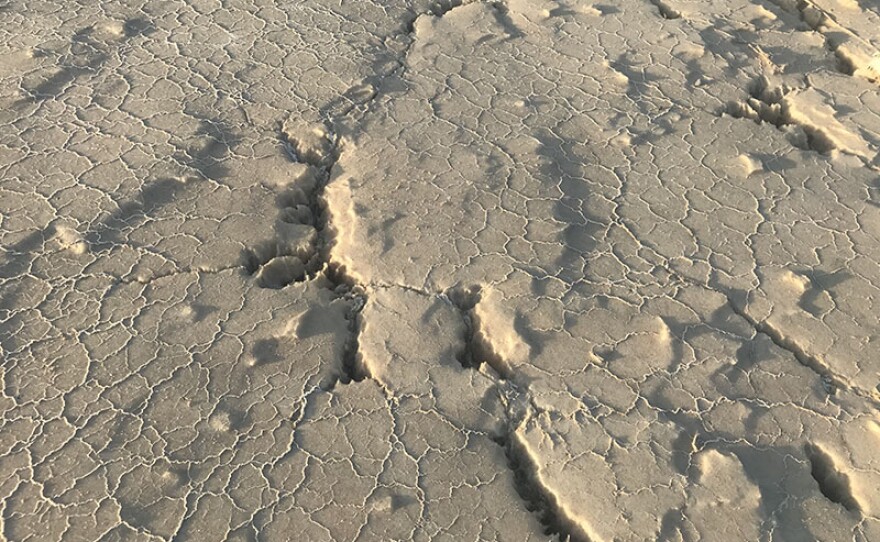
[1,1,880,541]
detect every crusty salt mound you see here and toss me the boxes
[1,0,878,540]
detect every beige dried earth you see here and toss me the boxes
[1,0,879,540]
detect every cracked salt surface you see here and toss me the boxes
[1,0,880,540]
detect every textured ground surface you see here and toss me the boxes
[1,1,880,541]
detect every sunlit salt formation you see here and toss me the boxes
[1,0,879,540]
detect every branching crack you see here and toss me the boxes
[255,125,371,388]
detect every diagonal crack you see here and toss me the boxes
[723,294,843,393]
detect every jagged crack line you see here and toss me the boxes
[275,127,372,387]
